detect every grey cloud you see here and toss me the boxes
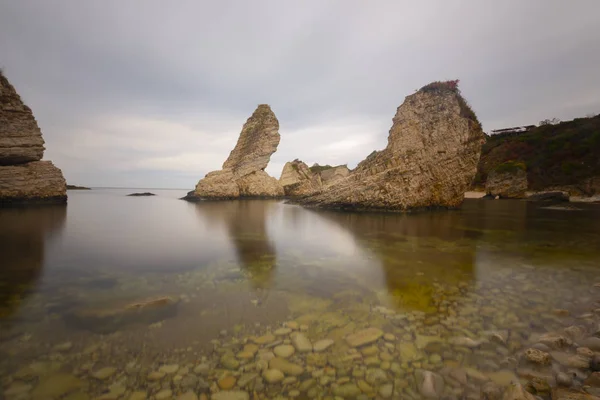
[1,0,599,188]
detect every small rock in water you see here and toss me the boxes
[579,337,600,351]
[274,327,292,336]
[211,391,249,400]
[263,369,285,383]
[91,367,117,380]
[415,370,444,399]
[291,332,312,352]
[345,328,383,348]
[177,391,198,400]
[449,336,482,348]
[155,389,173,400]
[383,333,396,342]
[379,383,393,398]
[253,334,276,344]
[524,348,551,365]
[147,371,166,381]
[501,383,536,400]
[269,358,304,376]
[218,375,237,390]
[129,391,148,400]
[556,372,573,387]
[159,364,179,374]
[333,383,361,397]
[193,363,210,375]
[313,339,334,352]
[285,321,299,330]
[274,344,295,358]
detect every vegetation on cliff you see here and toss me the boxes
[475,114,600,193]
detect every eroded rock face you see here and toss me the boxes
[279,161,351,197]
[319,165,350,184]
[185,105,283,200]
[0,73,45,165]
[486,165,528,199]
[0,71,66,204]
[279,160,322,197]
[295,82,484,211]
[0,161,66,204]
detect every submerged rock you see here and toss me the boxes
[64,296,179,334]
[415,369,444,399]
[0,71,67,204]
[345,327,383,347]
[501,383,536,400]
[293,81,484,211]
[184,105,283,200]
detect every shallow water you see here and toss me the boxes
[1,189,600,399]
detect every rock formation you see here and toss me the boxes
[184,105,284,201]
[279,161,351,197]
[485,162,528,199]
[279,160,322,197]
[294,81,484,211]
[0,71,66,204]
[319,164,350,184]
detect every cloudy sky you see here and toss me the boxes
[1,1,599,188]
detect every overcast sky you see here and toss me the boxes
[1,1,599,188]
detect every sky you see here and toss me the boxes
[1,1,599,188]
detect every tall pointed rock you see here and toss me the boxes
[184,104,284,200]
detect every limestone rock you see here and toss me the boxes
[318,164,350,184]
[294,81,484,211]
[0,71,67,204]
[0,161,67,204]
[0,72,44,164]
[486,162,528,199]
[184,105,284,200]
[279,159,322,197]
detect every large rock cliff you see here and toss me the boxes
[295,81,484,211]
[184,105,284,201]
[0,71,67,204]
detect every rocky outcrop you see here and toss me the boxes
[279,161,351,197]
[319,164,350,184]
[184,105,284,201]
[0,161,66,204]
[0,73,45,165]
[0,71,66,204]
[279,160,322,197]
[485,162,528,199]
[294,81,484,211]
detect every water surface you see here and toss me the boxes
[1,189,599,398]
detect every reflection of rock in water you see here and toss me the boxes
[194,200,278,289]
[310,209,477,313]
[0,205,66,320]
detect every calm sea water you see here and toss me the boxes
[1,189,599,398]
